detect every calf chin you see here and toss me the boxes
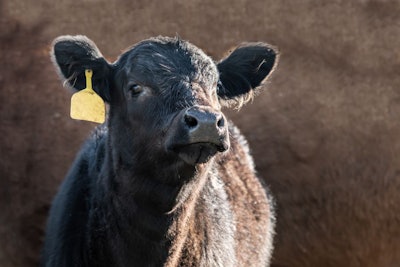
[173,142,227,166]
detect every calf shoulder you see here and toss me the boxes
[41,127,107,267]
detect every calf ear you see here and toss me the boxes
[51,35,112,102]
[217,43,278,107]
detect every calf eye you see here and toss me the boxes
[128,84,143,98]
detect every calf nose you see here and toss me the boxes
[183,107,227,149]
[184,108,225,131]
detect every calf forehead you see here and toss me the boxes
[118,37,219,87]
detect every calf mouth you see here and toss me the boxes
[172,142,228,166]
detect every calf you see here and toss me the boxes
[42,35,278,266]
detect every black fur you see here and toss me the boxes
[217,43,277,105]
[43,35,278,266]
[52,36,112,101]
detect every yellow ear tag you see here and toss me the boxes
[70,69,105,123]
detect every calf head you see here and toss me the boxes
[51,35,278,171]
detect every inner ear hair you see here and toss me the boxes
[218,85,257,110]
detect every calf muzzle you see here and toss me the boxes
[165,106,230,165]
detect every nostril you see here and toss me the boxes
[184,114,198,128]
[217,116,225,128]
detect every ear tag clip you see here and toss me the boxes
[70,69,105,123]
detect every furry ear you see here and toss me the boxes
[217,43,278,107]
[51,35,112,102]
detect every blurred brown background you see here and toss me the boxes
[1,0,400,266]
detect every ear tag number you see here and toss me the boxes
[70,69,105,123]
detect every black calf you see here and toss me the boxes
[42,35,278,266]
